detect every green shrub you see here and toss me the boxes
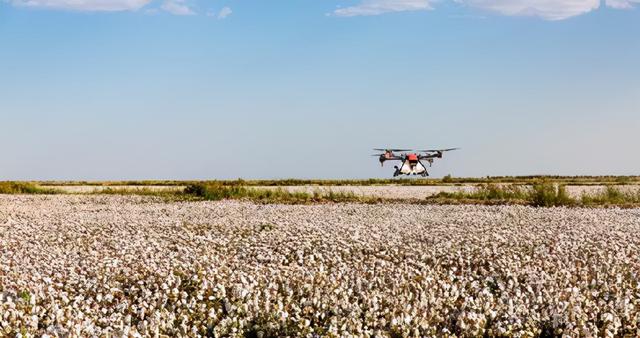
[0,182,59,194]
[18,290,31,303]
[581,186,640,206]
[184,183,211,198]
[530,183,573,207]
[615,176,632,185]
[427,183,576,207]
[182,183,373,204]
[430,184,529,202]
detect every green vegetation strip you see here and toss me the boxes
[3,181,640,208]
[182,183,382,204]
[32,175,640,187]
[426,183,640,208]
[0,182,60,195]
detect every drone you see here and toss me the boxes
[372,148,459,177]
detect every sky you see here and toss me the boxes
[1,0,639,180]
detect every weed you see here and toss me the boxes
[0,182,59,194]
[530,183,574,207]
[257,223,277,232]
[19,290,31,303]
[429,184,530,202]
[581,186,640,206]
[182,183,376,204]
[427,183,575,207]
[426,182,640,208]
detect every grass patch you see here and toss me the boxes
[426,183,640,208]
[425,184,532,205]
[183,183,379,204]
[530,183,574,207]
[581,186,640,207]
[37,180,187,186]
[89,187,195,202]
[93,187,172,196]
[257,223,277,232]
[0,182,59,194]
[426,183,576,207]
[18,290,31,303]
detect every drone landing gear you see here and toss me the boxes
[393,166,400,177]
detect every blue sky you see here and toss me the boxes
[1,0,639,180]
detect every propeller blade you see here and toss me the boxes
[373,148,413,152]
[419,148,460,153]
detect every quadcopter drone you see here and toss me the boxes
[372,148,459,177]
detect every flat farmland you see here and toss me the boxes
[1,194,639,337]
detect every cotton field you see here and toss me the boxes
[1,195,640,337]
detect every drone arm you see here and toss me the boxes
[376,155,404,168]
[419,153,439,160]
[379,157,402,167]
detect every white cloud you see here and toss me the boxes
[10,0,150,11]
[217,6,231,19]
[334,0,639,20]
[605,0,640,9]
[333,0,433,17]
[7,0,640,18]
[456,0,601,20]
[160,0,194,15]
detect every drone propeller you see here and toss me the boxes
[373,148,413,152]
[419,148,460,153]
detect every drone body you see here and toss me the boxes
[373,148,459,177]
